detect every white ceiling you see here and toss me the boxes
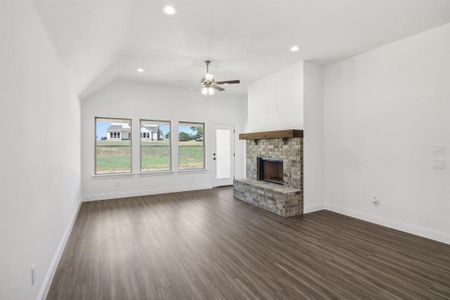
[32,0,450,97]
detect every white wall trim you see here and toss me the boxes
[325,203,450,245]
[83,184,213,202]
[37,200,82,300]
[304,203,325,214]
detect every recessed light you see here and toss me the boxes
[290,45,300,52]
[137,68,144,73]
[163,5,176,15]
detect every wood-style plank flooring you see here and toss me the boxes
[48,187,450,299]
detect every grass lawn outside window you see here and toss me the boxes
[179,122,205,170]
[95,117,132,174]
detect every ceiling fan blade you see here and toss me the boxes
[187,86,200,91]
[216,80,240,85]
[212,85,225,92]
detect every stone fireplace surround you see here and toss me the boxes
[233,130,303,217]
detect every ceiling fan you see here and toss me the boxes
[199,60,240,95]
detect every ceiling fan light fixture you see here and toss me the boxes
[205,73,214,81]
[201,87,208,95]
[208,87,215,95]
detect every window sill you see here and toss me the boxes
[177,168,208,173]
[92,172,134,178]
[138,170,175,176]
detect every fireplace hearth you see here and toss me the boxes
[257,158,283,185]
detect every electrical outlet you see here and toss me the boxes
[31,263,36,286]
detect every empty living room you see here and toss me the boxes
[2,0,450,299]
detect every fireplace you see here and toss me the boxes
[257,158,284,185]
[234,129,303,217]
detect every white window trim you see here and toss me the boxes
[177,121,206,171]
[139,119,172,173]
[95,117,133,175]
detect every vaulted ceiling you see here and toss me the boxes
[32,0,450,97]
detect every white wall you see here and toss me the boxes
[247,62,303,132]
[303,62,324,213]
[324,23,450,244]
[245,61,324,213]
[82,81,244,200]
[241,96,249,178]
[0,1,81,299]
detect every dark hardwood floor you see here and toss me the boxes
[48,187,450,299]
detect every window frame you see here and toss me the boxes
[139,119,172,173]
[94,116,133,175]
[178,121,206,170]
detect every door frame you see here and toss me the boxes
[212,123,235,187]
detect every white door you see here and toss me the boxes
[213,124,235,187]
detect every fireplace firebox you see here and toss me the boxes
[257,158,284,185]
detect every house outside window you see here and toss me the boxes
[95,117,132,174]
[140,120,171,172]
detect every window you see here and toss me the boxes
[140,120,171,172]
[95,117,132,174]
[178,122,205,170]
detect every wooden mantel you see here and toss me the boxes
[239,129,303,140]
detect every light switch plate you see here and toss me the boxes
[432,159,446,169]
[432,144,445,155]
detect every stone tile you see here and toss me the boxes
[234,179,303,217]
[234,136,304,217]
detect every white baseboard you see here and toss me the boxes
[304,202,325,214]
[37,200,82,300]
[325,203,450,245]
[83,184,213,202]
